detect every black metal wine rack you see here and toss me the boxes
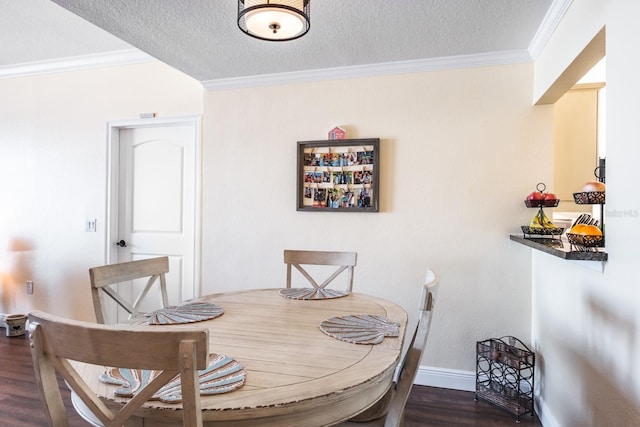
[475,336,535,422]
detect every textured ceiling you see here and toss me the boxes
[5,0,555,83]
[0,0,132,65]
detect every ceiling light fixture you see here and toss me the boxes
[238,0,310,41]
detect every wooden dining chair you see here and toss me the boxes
[28,310,208,427]
[283,250,358,298]
[89,256,170,324]
[335,269,440,427]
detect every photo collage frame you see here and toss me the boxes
[297,138,379,212]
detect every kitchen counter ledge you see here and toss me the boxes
[510,235,608,261]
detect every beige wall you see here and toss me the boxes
[202,64,552,372]
[0,58,552,380]
[553,85,600,212]
[533,1,640,426]
[0,61,203,321]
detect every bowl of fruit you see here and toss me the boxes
[521,210,564,235]
[521,207,564,236]
[566,214,604,249]
[524,183,559,208]
[573,181,606,204]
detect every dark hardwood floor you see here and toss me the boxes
[0,332,542,426]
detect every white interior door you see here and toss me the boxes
[107,117,200,323]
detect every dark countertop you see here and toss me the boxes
[510,235,608,261]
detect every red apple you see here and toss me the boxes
[526,191,544,201]
[543,192,558,206]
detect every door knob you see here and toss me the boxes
[116,239,127,247]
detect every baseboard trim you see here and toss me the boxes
[416,365,554,424]
[536,395,560,427]
[414,365,476,392]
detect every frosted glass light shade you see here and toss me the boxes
[238,0,310,41]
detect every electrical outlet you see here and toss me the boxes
[26,280,33,294]
[86,219,97,232]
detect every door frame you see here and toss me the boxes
[105,115,202,298]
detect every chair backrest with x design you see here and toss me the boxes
[284,250,358,294]
[89,256,170,324]
[336,269,440,427]
[28,310,208,427]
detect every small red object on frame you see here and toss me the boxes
[328,127,346,140]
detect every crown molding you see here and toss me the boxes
[201,49,533,91]
[0,49,156,79]
[528,0,574,60]
[0,48,532,89]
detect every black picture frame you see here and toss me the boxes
[297,138,380,212]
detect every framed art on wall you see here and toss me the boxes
[297,138,379,212]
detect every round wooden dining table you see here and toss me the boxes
[72,288,408,427]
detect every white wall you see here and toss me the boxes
[533,1,640,426]
[533,0,606,103]
[0,61,203,321]
[201,63,552,372]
